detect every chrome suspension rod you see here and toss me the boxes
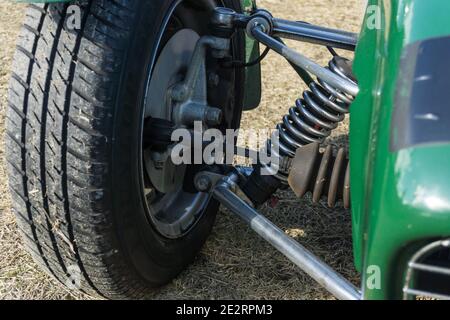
[212,175,361,300]
[211,7,358,51]
[251,26,359,97]
[272,18,358,51]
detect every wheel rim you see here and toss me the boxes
[139,1,212,239]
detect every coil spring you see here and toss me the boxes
[272,56,356,160]
[269,56,356,207]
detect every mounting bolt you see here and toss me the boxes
[151,151,166,169]
[171,84,188,102]
[208,72,220,86]
[210,7,236,29]
[246,10,273,39]
[195,175,212,192]
[204,107,223,126]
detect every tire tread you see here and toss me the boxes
[6,0,148,299]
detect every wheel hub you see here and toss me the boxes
[141,28,209,239]
[144,28,199,194]
[145,29,200,120]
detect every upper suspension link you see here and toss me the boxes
[211,7,358,50]
[211,7,359,96]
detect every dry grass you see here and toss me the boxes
[0,0,364,299]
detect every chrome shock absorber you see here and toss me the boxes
[274,55,355,159]
[243,55,356,207]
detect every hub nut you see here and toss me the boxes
[205,108,223,126]
[195,175,212,192]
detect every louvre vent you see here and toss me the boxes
[403,239,450,300]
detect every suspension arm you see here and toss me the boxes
[211,8,359,96]
[272,18,358,51]
[251,27,359,96]
[208,172,361,300]
[212,8,358,51]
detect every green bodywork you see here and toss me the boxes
[13,0,450,299]
[241,0,262,110]
[351,0,450,299]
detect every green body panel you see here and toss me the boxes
[241,0,262,110]
[351,0,450,299]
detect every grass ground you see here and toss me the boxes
[0,0,363,299]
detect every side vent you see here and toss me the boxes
[403,239,450,300]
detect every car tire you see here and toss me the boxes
[5,0,245,299]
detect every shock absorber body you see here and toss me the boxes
[243,56,356,208]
